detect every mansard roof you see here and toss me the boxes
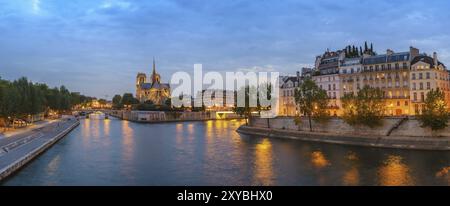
[363,52,410,65]
[411,55,445,68]
[280,76,300,88]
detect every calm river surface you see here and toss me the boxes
[2,118,450,186]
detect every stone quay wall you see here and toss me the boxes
[108,110,242,122]
[240,116,450,150]
[250,117,401,136]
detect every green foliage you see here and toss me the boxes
[341,93,358,125]
[293,115,302,126]
[164,98,172,108]
[232,85,254,125]
[134,102,156,111]
[112,94,123,109]
[294,78,330,131]
[345,45,361,58]
[232,83,273,125]
[341,86,385,127]
[0,76,91,126]
[418,88,449,130]
[121,93,139,105]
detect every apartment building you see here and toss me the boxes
[410,52,450,114]
[278,72,301,116]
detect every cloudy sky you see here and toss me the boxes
[1,0,450,98]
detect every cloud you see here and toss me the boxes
[97,0,137,13]
[1,0,450,98]
[31,0,40,14]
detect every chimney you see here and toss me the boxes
[410,46,419,59]
[433,52,438,68]
[386,49,394,55]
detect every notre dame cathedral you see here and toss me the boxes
[135,59,171,105]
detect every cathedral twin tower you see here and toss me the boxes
[135,58,171,105]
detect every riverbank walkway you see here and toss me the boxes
[0,118,79,181]
[0,119,59,139]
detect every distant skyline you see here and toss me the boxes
[1,0,450,98]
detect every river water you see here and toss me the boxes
[2,118,449,186]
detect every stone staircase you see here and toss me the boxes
[386,117,408,136]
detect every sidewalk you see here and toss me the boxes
[0,118,80,181]
[0,120,59,139]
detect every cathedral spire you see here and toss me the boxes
[151,57,161,84]
[152,56,156,75]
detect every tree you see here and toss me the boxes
[257,82,274,114]
[121,93,139,106]
[58,86,72,112]
[98,99,108,105]
[0,79,20,127]
[341,86,385,127]
[341,93,358,125]
[418,88,449,130]
[233,85,258,125]
[164,98,172,108]
[0,76,92,129]
[294,78,330,131]
[112,94,123,109]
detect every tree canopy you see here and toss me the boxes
[294,78,330,131]
[341,85,385,127]
[418,88,449,131]
[0,76,91,126]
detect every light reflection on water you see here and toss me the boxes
[253,139,274,186]
[2,118,450,186]
[377,155,414,186]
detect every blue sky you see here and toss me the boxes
[1,0,450,98]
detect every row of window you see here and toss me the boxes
[343,81,408,90]
[316,76,337,82]
[343,72,408,81]
[412,82,432,90]
[412,72,448,81]
[363,62,408,71]
[319,84,337,91]
[341,67,361,74]
[343,90,409,99]
[282,89,295,97]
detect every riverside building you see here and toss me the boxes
[279,72,301,116]
[312,50,344,116]
[279,45,449,117]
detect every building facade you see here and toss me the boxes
[286,45,450,117]
[359,49,413,116]
[279,73,301,116]
[312,50,344,116]
[135,59,171,105]
[410,52,450,114]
